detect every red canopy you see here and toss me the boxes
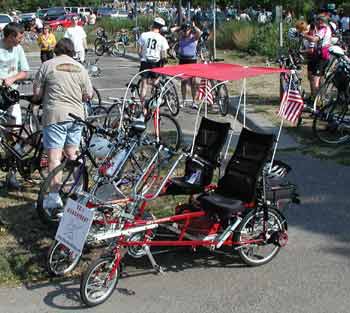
[151,63,289,81]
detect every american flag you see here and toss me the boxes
[197,79,214,105]
[278,77,304,124]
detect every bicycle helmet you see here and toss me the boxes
[153,17,166,28]
[88,134,113,159]
[0,86,19,111]
[287,28,299,40]
[181,21,192,32]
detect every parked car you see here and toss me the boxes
[48,14,84,31]
[37,8,48,19]
[0,14,13,30]
[44,7,67,21]
[19,12,36,31]
[96,7,118,18]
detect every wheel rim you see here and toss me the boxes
[84,259,117,304]
[49,242,80,275]
[238,211,283,265]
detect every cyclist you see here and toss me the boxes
[299,15,332,98]
[0,22,29,189]
[137,17,169,108]
[33,38,93,210]
[171,20,202,109]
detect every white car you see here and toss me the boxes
[0,14,13,30]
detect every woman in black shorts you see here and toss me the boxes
[171,21,202,109]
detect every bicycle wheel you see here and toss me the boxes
[198,45,211,62]
[111,42,126,57]
[94,43,105,56]
[94,38,103,49]
[91,86,102,106]
[161,80,180,116]
[80,256,119,307]
[312,102,350,144]
[47,240,80,276]
[234,208,286,266]
[89,105,107,128]
[36,159,89,225]
[105,101,122,129]
[215,83,229,116]
[146,113,182,151]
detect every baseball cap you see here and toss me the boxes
[153,17,165,27]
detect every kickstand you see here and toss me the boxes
[143,245,165,274]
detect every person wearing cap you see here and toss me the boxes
[64,15,87,62]
[299,15,332,97]
[171,20,202,109]
[137,17,169,106]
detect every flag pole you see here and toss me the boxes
[269,70,293,173]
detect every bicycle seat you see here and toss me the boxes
[129,119,146,133]
[199,193,244,218]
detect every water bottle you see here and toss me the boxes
[105,148,128,177]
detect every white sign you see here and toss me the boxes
[55,198,94,255]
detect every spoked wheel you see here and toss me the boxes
[312,102,350,145]
[145,113,182,151]
[80,256,119,307]
[36,159,89,226]
[234,208,287,266]
[89,105,107,128]
[112,42,126,57]
[313,74,338,112]
[105,101,122,129]
[215,83,229,116]
[91,86,102,106]
[160,80,180,116]
[168,42,178,59]
[95,43,105,56]
[198,45,211,62]
[47,240,80,276]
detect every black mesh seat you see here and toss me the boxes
[200,128,274,219]
[165,117,230,195]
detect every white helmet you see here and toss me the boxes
[287,28,299,40]
[153,17,166,27]
[89,134,113,159]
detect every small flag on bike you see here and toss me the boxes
[197,79,214,105]
[278,80,304,125]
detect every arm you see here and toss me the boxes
[301,32,320,43]
[192,22,202,40]
[170,25,181,33]
[4,72,28,87]
[32,65,45,101]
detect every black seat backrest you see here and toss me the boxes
[184,117,230,186]
[216,128,274,203]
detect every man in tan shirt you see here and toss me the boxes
[33,38,93,210]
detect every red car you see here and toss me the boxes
[48,14,84,31]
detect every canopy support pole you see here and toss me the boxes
[192,80,229,156]
[243,77,247,128]
[269,70,293,173]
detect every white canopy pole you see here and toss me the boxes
[119,69,152,131]
[269,70,293,173]
[243,77,247,128]
[192,80,229,156]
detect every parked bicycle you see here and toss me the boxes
[94,30,126,57]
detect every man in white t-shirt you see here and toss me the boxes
[137,17,169,106]
[64,15,87,62]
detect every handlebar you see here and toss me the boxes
[68,113,114,137]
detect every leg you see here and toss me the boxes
[181,79,187,104]
[190,77,197,102]
[140,78,148,105]
[47,148,63,192]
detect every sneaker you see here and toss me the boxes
[180,101,185,108]
[191,102,199,110]
[6,171,21,190]
[43,192,63,211]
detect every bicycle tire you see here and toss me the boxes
[215,83,229,116]
[92,86,102,106]
[80,256,119,307]
[234,208,286,266]
[159,79,180,116]
[111,42,126,57]
[47,240,81,276]
[312,102,350,145]
[94,38,103,49]
[105,101,122,129]
[94,43,105,56]
[145,113,182,151]
[36,159,89,226]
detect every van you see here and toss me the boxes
[45,7,67,21]
[68,7,91,16]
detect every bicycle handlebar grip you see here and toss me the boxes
[68,113,84,123]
